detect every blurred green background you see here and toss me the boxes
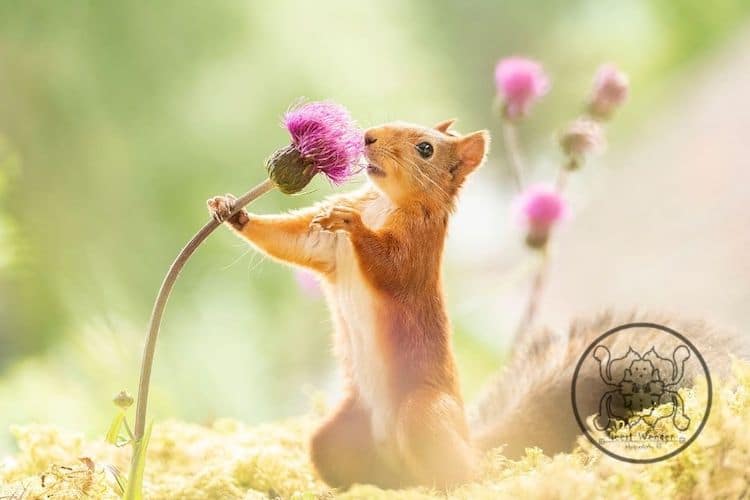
[1,0,750,453]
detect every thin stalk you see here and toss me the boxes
[513,246,550,346]
[501,118,525,191]
[123,419,134,441]
[513,158,572,346]
[128,177,275,491]
[555,167,569,191]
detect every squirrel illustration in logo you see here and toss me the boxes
[592,345,691,432]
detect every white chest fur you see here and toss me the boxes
[332,195,394,441]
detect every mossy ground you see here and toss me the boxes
[2,361,749,499]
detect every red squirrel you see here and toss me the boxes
[208,119,486,488]
[207,120,749,489]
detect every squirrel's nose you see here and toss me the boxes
[364,133,377,146]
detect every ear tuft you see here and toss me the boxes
[434,118,457,134]
[457,130,490,169]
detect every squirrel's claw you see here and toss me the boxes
[312,206,362,233]
[207,193,240,224]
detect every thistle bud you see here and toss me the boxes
[559,118,604,170]
[588,64,629,120]
[113,390,134,409]
[266,145,316,194]
[266,101,363,194]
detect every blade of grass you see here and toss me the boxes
[103,463,127,497]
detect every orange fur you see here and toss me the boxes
[208,119,489,489]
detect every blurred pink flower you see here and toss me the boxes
[495,57,550,120]
[513,184,569,248]
[589,64,629,120]
[294,269,322,297]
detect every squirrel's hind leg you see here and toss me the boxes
[310,395,401,490]
[396,389,477,488]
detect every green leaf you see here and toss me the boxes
[105,411,125,444]
[124,422,152,500]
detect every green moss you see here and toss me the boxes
[2,360,750,499]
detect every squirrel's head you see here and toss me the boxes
[363,120,490,208]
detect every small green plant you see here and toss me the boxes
[103,389,155,499]
[103,390,135,497]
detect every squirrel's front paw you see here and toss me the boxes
[311,206,362,233]
[207,194,248,228]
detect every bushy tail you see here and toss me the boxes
[468,310,750,457]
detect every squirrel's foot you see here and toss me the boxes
[207,193,248,228]
[312,206,362,233]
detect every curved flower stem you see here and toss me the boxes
[129,177,275,484]
[501,118,525,191]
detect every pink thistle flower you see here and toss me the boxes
[589,64,629,120]
[513,184,569,248]
[283,101,364,185]
[559,118,605,169]
[494,57,550,120]
[294,269,322,298]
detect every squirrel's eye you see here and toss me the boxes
[415,141,434,159]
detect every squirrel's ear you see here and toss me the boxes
[451,130,490,187]
[456,130,490,170]
[434,118,457,133]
